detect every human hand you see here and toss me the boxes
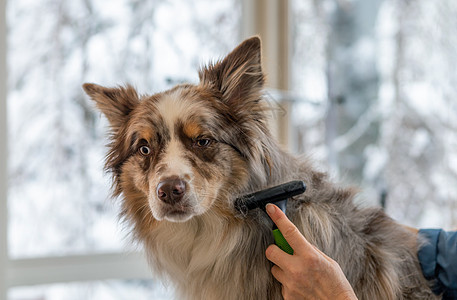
[265,204,358,300]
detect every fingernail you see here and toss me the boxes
[266,204,275,215]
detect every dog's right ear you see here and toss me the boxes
[82,83,139,129]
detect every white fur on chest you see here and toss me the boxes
[144,213,251,298]
[143,211,278,300]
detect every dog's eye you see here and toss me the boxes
[139,145,151,156]
[196,138,211,148]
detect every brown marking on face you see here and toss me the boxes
[125,106,174,177]
[136,129,154,144]
[183,122,202,138]
[128,128,154,171]
[175,122,216,162]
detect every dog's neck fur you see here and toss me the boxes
[243,124,297,190]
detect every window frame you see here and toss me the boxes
[0,0,291,298]
[1,0,9,298]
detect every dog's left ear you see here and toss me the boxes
[199,36,264,110]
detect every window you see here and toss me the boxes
[290,0,457,228]
[3,0,240,298]
[7,0,240,259]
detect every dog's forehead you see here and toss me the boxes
[133,86,215,139]
[155,88,202,130]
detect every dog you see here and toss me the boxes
[83,37,438,299]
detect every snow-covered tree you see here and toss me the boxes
[292,0,457,229]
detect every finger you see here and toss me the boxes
[266,204,312,254]
[265,244,293,269]
[271,264,287,285]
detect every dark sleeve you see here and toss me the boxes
[418,229,457,299]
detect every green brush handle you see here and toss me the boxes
[273,228,294,255]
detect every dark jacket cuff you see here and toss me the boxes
[418,229,440,282]
[418,228,457,298]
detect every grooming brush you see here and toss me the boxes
[234,180,307,255]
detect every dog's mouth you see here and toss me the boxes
[166,208,191,219]
[156,201,197,223]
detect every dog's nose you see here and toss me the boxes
[156,176,187,205]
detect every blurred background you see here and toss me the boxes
[1,0,456,299]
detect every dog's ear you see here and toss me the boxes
[198,36,264,110]
[82,83,139,129]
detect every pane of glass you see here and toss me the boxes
[290,0,327,102]
[7,0,240,258]
[8,280,174,300]
[289,0,329,164]
[290,0,457,228]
